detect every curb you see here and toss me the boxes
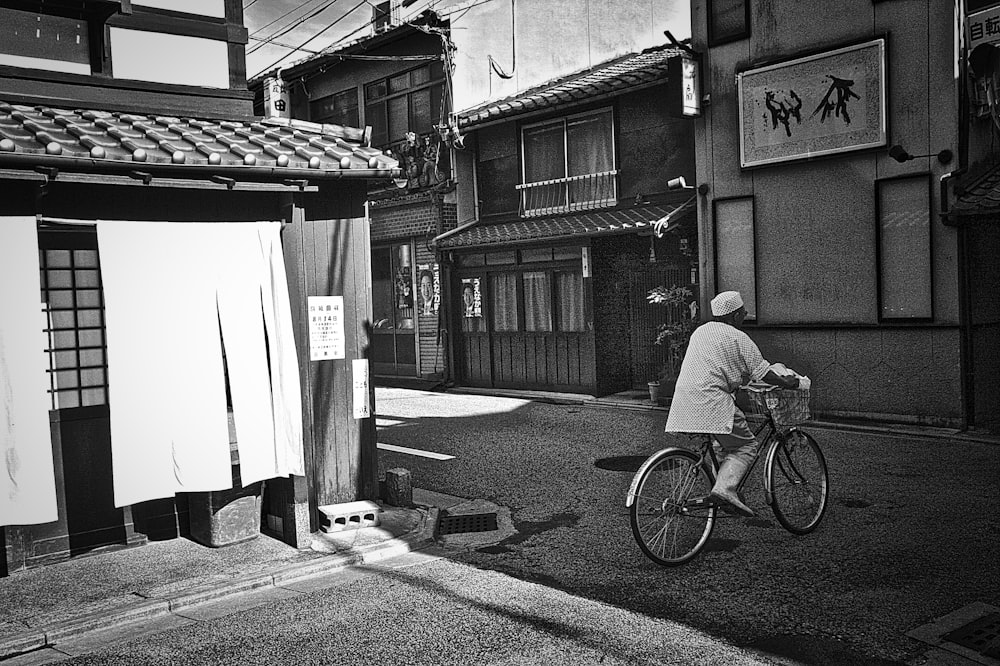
[0,507,438,662]
[444,386,1000,445]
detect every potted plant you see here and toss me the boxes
[646,285,699,404]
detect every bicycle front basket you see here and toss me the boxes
[765,388,811,427]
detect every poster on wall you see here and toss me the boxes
[395,267,413,310]
[461,277,482,318]
[308,295,345,361]
[417,263,440,316]
[737,38,886,168]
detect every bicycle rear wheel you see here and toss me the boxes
[628,449,716,566]
[768,429,828,534]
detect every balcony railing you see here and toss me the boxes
[516,170,618,217]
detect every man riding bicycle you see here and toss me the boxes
[664,291,800,517]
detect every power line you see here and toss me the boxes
[247,0,350,57]
[250,0,367,79]
[248,0,328,40]
[243,0,261,8]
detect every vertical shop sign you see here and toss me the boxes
[263,76,290,119]
[352,358,370,419]
[308,295,345,360]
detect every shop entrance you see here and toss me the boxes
[371,243,416,376]
[627,262,695,389]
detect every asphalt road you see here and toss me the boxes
[371,387,1000,665]
[57,551,775,666]
[50,387,999,666]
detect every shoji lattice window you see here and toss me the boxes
[39,239,108,410]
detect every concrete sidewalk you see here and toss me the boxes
[0,490,448,663]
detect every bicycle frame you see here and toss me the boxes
[625,401,815,513]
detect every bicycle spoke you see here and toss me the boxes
[629,449,716,566]
[769,430,829,535]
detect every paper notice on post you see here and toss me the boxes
[308,296,345,361]
[352,358,371,419]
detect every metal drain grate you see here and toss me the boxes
[438,512,498,535]
[943,612,1000,658]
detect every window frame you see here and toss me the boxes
[712,195,758,323]
[38,228,109,411]
[456,246,586,335]
[310,86,360,127]
[707,0,750,47]
[363,61,445,148]
[520,106,617,185]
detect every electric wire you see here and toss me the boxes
[250,0,367,79]
[247,0,351,57]
[248,0,329,41]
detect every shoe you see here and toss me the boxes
[710,456,755,517]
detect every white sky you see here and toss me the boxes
[243,0,468,81]
[243,0,691,111]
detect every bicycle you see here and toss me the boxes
[626,384,829,566]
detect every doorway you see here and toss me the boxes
[371,243,417,376]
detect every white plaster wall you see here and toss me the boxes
[110,28,230,88]
[133,0,225,18]
[449,0,690,113]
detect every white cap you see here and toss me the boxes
[711,291,744,316]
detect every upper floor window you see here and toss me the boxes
[364,61,444,148]
[708,0,750,46]
[519,108,617,217]
[311,87,360,128]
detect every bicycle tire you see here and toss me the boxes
[767,428,829,534]
[628,448,716,566]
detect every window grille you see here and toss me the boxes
[39,247,108,410]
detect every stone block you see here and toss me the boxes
[187,466,262,548]
[384,467,413,507]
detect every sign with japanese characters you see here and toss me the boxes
[352,359,370,419]
[263,76,290,119]
[738,39,886,168]
[308,296,345,361]
[968,6,1000,51]
[460,277,482,318]
[417,263,440,316]
[668,54,702,118]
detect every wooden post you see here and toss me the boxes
[279,185,378,541]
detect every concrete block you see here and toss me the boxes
[317,500,381,533]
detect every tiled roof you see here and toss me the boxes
[457,44,685,129]
[0,102,398,179]
[947,163,1000,220]
[435,199,695,249]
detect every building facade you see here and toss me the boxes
[443,45,699,396]
[688,0,991,429]
[1,0,398,574]
[254,12,459,383]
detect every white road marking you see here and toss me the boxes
[376,442,455,460]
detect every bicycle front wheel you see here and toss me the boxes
[768,429,829,534]
[628,449,716,566]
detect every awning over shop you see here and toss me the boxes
[435,198,695,249]
[0,101,399,187]
[945,163,1000,224]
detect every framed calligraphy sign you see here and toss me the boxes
[737,38,886,168]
